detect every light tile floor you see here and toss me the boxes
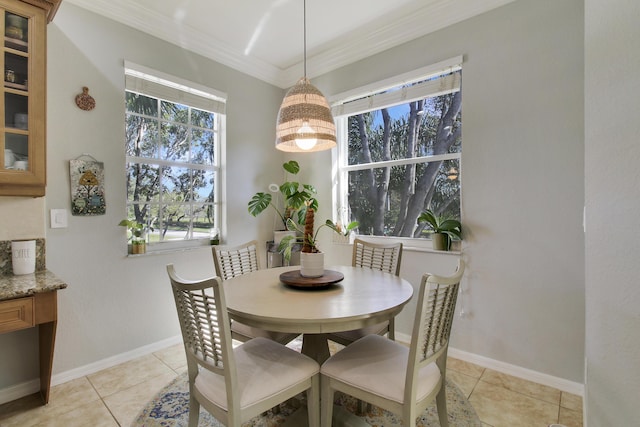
[0,342,583,427]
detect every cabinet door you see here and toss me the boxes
[0,1,45,196]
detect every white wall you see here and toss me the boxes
[0,0,587,399]
[585,0,640,423]
[0,2,285,392]
[313,0,585,384]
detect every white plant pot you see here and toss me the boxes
[274,230,296,245]
[332,233,355,244]
[300,252,324,278]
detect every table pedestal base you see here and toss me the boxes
[282,404,371,427]
[301,333,331,364]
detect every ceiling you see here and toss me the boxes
[64,0,515,88]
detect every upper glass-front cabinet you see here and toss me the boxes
[0,0,47,196]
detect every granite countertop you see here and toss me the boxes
[0,270,68,301]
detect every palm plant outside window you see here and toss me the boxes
[124,64,225,249]
[333,58,462,240]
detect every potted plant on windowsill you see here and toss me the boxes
[331,206,359,244]
[247,160,316,243]
[279,200,358,277]
[417,209,462,251]
[119,219,153,254]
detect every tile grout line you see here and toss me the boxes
[462,366,576,427]
[463,367,487,425]
[476,376,563,406]
[85,374,122,426]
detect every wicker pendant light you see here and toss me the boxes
[275,0,336,152]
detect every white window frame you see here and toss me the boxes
[124,62,227,253]
[330,56,462,251]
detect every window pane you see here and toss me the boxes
[126,204,157,238]
[143,204,161,243]
[127,162,160,203]
[126,115,158,158]
[191,129,215,165]
[162,166,192,200]
[192,108,215,129]
[126,92,157,116]
[160,122,189,162]
[192,203,215,239]
[348,160,460,238]
[430,158,461,219]
[161,100,188,123]
[347,92,461,165]
[192,169,214,202]
[157,204,191,241]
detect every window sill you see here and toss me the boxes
[340,234,462,254]
[124,239,213,257]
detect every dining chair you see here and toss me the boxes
[212,240,299,345]
[326,238,403,346]
[167,264,320,427]
[320,260,465,427]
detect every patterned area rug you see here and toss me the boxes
[132,372,481,427]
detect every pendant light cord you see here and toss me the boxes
[303,0,307,78]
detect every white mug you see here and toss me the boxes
[14,113,27,129]
[13,160,27,170]
[12,240,36,275]
[4,149,14,168]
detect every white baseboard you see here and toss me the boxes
[0,335,182,405]
[447,347,584,396]
[0,379,41,405]
[2,332,585,405]
[395,332,584,397]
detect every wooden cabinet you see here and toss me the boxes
[0,296,34,332]
[0,292,59,403]
[0,269,67,405]
[0,0,59,197]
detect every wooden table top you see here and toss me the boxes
[223,265,414,334]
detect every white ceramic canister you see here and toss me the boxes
[12,240,36,275]
[4,149,15,168]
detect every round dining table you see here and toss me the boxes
[223,264,414,364]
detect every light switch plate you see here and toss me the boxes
[50,209,68,228]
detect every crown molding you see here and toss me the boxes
[65,0,515,89]
[64,0,285,85]
[281,0,516,87]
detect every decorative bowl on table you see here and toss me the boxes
[279,269,344,289]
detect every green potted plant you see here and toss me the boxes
[279,201,358,277]
[417,209,462,251]
[332,206,359,244]
[247,160,316,242]
[118,219,153,254]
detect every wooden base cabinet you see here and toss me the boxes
[0,291,60,404]
[0,0,60,197]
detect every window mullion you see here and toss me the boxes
[342,152,461,172]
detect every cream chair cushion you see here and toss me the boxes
[321,334,440,404]
[196,337,319,410]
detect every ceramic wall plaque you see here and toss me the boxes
[70,156,106,216]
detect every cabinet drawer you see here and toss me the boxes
[0,297,34,333]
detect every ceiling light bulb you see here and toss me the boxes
[295,121,317,150]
